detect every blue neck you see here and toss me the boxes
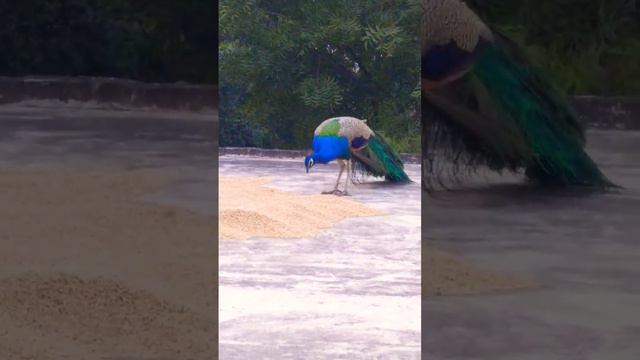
[311,135,350,164]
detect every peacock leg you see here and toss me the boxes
[341,159,351,196]
[322,160,345,195]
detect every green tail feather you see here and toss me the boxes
[472,39,614,187]
[423,34,615,189]
[352,133,410,183]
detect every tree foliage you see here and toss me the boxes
[470,0,640,95]
[220,0,421,151]
[0,0,217,84]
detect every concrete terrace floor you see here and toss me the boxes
[3,101,639,359]
[0,102,218,216]
[218,156,422,359]
[0,102,218,358]
[423,130,640,360]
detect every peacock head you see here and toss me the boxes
[304,155,315,173]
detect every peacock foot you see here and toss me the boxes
[322,189,343,196]
[321,189,350,196]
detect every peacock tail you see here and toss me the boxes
[421,0,615,189]
[310,117,410,183]
[351,132,411,183]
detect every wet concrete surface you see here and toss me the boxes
[5,102,639,359]
[219,157,421,359]
[0,103,219,247]
[423,130,640,360]
[0,104,217,206]
[0,103,219,358]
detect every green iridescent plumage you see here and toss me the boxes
[352,133,410,183]
[317,118,341,136]
[422,0,615,189]
[309,117,410,191]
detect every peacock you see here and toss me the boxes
[304,116,410,195]
[421,0,615,189]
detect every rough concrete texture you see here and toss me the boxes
[0,76,218,111]
[219,156,421,359]
[423,130,640,360]
[574,96,640,130]
[0,102,218,219]
[0,103,218,359]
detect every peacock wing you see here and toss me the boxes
[333,117,374,152]
[422,0,493,89]
[423,73,533,173]
[314,117,342,136]
[422,0,612,187]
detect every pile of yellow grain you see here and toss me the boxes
[218,176,383,240]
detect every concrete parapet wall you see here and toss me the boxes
[0,76,217,111]
[1,77,638,128]
[573,96,640,130]
[220,147,421,164]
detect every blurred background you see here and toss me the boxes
[0,0,217,84]
[470,0,640,96]
[0,1,218,358]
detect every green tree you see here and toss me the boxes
[0,0,216,84]
[469,0,640,95]
[220,0,421,151]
